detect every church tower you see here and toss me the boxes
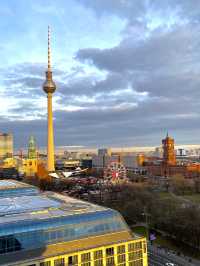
[28,136,37,159]
[43,26,56,172]
[162,133,176,166]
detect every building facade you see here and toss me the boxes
[17,136,38,177]
[28,136,37,159]
[92,149,144,171]
[146,134,200,178]
[0,180,148,266]
[162,134,176,166]
[0,133,13,159]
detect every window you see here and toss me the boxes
[128,242,142,252]
[117,245,125,254]
[129,259,143,266]
[81,263,91,266]
[94,250,103,260]
[40,262,51,266]
[68,255,78,265]
[106,247,114,256]
[106,257,115,266]
[54,258,65,266]
[128,251,142,261]
[135,242,142,250]
[128,243,134,252]
[0,236,21,254]
[117,254,126,263]
[128,252,135,261]
[81,252,91,262]
[94,259,103,266]
[143,241,146,253]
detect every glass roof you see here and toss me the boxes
[0,181,130,252]
[0,180,31,189]
[0,180,39,197]
[0,195,61,215]
[0,192,109,225]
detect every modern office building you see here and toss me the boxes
[98,149,112,157]
[0,180,148,266]
[0,133,13,158]
[93,151,144,171]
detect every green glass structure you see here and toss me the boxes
[28,136,37,159]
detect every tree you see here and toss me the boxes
[171,174,192,195]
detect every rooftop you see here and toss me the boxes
[0,180,132,259]
[0,192,107,225]
[0,180,34,190]
[0,179,39,197]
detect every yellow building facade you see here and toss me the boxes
[0,133,13,158]
[3,157,16,168]
[18,158,38,177]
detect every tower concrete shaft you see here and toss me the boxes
[47,93,55,171]
[43,26,56,172]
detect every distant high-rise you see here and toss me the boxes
[0,133,13,158]
[28,136,37,159]
[43,26,56,172]
[98,148,112,157]
[162,133,176,166]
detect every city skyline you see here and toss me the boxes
[1,1,200,148]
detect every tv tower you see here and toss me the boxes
[43,26,56,172]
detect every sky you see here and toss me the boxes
[1,0,200,149]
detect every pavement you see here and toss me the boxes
[148,245,199,266]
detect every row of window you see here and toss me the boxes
[1,209,124,234]
[29,257,143,266]
[35,258,143,266]
[0,220,125,254]
[128,242,142,252]
[27,242,144,266]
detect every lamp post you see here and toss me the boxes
[142,206,150,242]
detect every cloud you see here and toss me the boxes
[73,1,200,146]
[2,0,200,148]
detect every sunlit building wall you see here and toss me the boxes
[0,133,13,159]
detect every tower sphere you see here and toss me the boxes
[43,71,56,94]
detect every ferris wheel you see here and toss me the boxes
[104,161,127,183]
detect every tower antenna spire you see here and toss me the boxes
[48,25,51,71]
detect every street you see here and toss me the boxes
[148,245,197,266]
